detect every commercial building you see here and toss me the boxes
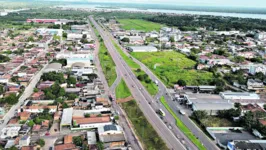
[36,28,63,36]
[227,140,266,150]
[192,102,234,115]
[87,131,97,145]
[73,116,112,129]
[128,46,158,52]
[1,125,21,139]
[219,92,260,100]
[60,108,73,131]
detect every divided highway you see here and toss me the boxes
[90,16,187,150]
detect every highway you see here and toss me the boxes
[90,16,187,150]
[105,25,220,150]
[88,21,143,150]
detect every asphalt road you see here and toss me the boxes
[90,16,186,150]
[88,21,142,150]
[107,27,219,150]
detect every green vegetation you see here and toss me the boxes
[160,97,206,150]
[200,117,234,127]
[43,82,66,100]
[38,139,45,147]
[41,72,66,84]
[121,100,168,150]
[113,41,158,95]
[131,51,213,87]
[0,54,10,63]
[115,79,131,99]
[98,41,117,86]
[0,93,19,105]
[118,19,163,32]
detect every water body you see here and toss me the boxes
[60,4,266,20]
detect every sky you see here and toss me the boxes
[84,0,266,8]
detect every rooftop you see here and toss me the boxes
[74,116,110,125]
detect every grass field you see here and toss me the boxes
[116,79,131,99]
[160,97,206,150]
[131,51,214,87]
[118,19,163,32]
[98,41,117,86]
[121,100,168,150]
[200,117,234,127]
[113,41,158,96]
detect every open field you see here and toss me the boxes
[118,19,163,32]
[121,100,168,150]
[113,41,158,96]
[98,42,117,86]
[200,117,235,127]
[131,51,214,87]
[116,79,131,99]
[160,97,206,150]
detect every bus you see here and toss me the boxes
[158,109,166,117]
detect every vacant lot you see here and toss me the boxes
[118,19,163,32]
[131,51,214,87]
[200,117,234,127]
[116,79,131,99]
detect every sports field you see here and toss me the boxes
[118,19,163,32]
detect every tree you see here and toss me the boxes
[73,136,83,146]
[63,32,67,38]
[5,93,18,105]
[67,93,78,100]
[191,110,208,120]
[121,37,129,43]
[96,142,104,150]
[254,72,265,81]
[33,88,39,93]
[82,34,87,39]
[7,146,18,150]
[263,104,266,110]
[67,77,77,85]
[38,139,45,147]
[169,36,175,42]
[27,120,35,127]
[177,79,186,86]
[0,85,4,95]
[62,102,69,108]
[0,54,10,63]
[234,103,241,109]
[84,114,90,118]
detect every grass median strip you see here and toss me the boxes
[112,41,158,96]
[115,80,168,150]
[160,96,206,150]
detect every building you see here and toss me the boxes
[87,131,97,145]
[98,125,126,149]
[192,102,234,115]
[220,92,260,100]
[1,125,21,139]
[64,135,73,144]
[73,116,112,129]
[227,140,266,150]
[128,46,158,52]
[60,108,73,131]
[36,28,63,36]
[43,63,62,73]
[21,100,57,113]
[67,33,83,41]
[19,135,30,147]
[247,79,265,91]
[27,19,58,23]
[19,112,31,121]
[255,32,266,40]
[54,143,76,150]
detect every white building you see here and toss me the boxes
[255,32,266,40]
[128,46,158,52]
[247,79,265,90]
[192,103,234,115]
[219,92,260,100]
[36,28,63,36]
[87,131,97,145]
[67,33,83,41]
[19,135,30,147]
[1,125,21,139]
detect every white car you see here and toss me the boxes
[179,110,186,115]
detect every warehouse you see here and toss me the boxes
[219,92,260,100]
[192,102,234,115]
[128,46,158,52]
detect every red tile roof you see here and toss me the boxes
[74,116,110,125]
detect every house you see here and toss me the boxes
[21,146,36,150]
[42,120,49,128]
[19,112,31,121]
[73,116,112,129]
[54,143,76,150]
[19,135,30,147]
[241,104,265,114]
[19,125,31,135]
[37,81,55,90]
[98,125,126,149]
[128,46,158,52]
[128,36,144,45]
[64,135,73,144]
[32,125,41,133]
[31,91,45,100]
